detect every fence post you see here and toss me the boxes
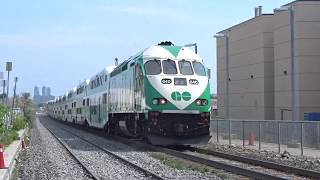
[242,120,245,147]
[216,120,219,143]
[301,122,303,156]
[318,122,320,149]
[278,121,281,153]
[259,120,261,151]
[229,119,231,145]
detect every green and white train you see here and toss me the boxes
[47,41,211,145]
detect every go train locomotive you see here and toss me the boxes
[47,41,211,145]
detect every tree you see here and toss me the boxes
[16,93,34,125]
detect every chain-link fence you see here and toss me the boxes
[210,119,320,157]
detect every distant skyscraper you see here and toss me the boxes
[34,86,40,97]
[33,86,40,103]
[46,87,51,97]
[42,86,46,97]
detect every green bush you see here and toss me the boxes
[13,116,27,131]
[0,129,18,146]
[0,104,8,130]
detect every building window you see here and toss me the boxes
[102,93,107,104]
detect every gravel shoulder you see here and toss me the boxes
[40,118,149,180]
[204,138,320,172]
[15,118,92,180]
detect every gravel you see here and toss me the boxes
[42,116,223,180]
[40,118,150,180]
[205,138,320,172]
[17,116,92,180]
[183,150,306,179]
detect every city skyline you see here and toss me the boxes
[33,85,54,104]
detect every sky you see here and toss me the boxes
[0,0,292,97]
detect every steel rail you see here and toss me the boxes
[189,146,320,179]
[45,119,164,180]
[47,116,307,179]
[42,121,100,180]
[110,136,288,180]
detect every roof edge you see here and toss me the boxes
[217,14,273,34]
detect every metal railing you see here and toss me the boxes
[210,119,320,157]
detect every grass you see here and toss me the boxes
[13,116,27,131]
[151,152,237,179]
[150,152,210,173]
[0,129,19,146]
[0,115,28,147]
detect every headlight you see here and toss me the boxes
[152,98,167,105]
[152,99,159,105]
[201,99,208,106]
[195,99,208,106]
[159,98,167,105]
[195,99,202,106]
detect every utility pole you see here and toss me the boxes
[10,77,18,127]
[0,72,3,103]
[6,62,12,106]
[2,80,5,104]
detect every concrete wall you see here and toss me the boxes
[217,1,320,120]
[217,15,274,120]
[274,1,320,120]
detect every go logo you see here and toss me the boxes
[171,91,191,101]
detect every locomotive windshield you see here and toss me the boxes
[192,61,206,76]
[145,59,206,76]
[178,60,193,75]
[145,60,161,75]
[162,59,177,74]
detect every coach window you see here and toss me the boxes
[178,60,193,75]
[192,61,206,76]
[144,60,161,75]
[103,93,107,104]
[87,98,90,106]
[83,99,85,106]
[162,59,177,74]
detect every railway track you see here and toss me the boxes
[111,136,292,180]
[48,116,316,179]
[44,123,100,180]
[42,119,164,180]
[187,146,320,179]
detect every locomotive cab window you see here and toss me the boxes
[178,60,193,75]
[144,60,161,75]
[162,59,177,74]
[192,61,206,76]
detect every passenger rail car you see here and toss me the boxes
[47,41,211,145]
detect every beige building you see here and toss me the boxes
[216,0,320,120]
